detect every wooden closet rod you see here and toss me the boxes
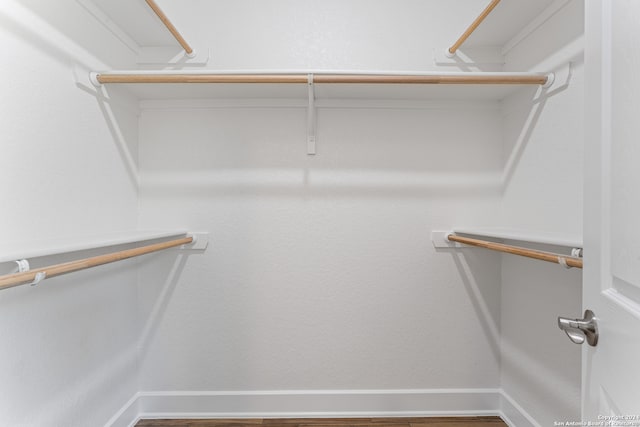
[145,0,194,55]
[449,0,501,55]
[93,72,550,86]
[0,236,193,291]
[447,234,583,269]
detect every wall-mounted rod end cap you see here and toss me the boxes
[431,231,457,248]
[185,49,197,59]
[542,72,555,88]
[444,48,457,59]
[89,72,102,87]
[186,232,209,250]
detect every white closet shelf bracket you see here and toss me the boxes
[307,73,316,155]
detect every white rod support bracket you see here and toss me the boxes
[307,73,316,155]
[29,272,47,286]
[444,48,457,59]
[431,231,460,248]
[184,232,209,251]
[557,257,572,269]
[89,72,102,87]
[542,62,572,91]
[542,72,555,88]
[15,259,30,273]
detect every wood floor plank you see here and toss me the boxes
[372,418,503,424]
[376,418,504,425]
[136,417,507,427]
[299,424,410,427]
[137,420,264,426]
[263,419,374,424]
[410,423,505,427]
[409,418,506,427]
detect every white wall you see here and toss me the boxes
[137,101,504,406]
[135,0,588,421]
[499,1,584,424]
[0,0,588,424]
[132,2,511,409]
[0,1,140,425]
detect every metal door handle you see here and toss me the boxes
[558,309,598,347]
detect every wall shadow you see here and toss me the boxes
[444,247,502,362]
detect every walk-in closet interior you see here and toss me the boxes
[3,0,638,426]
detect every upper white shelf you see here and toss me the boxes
[0,230,189,263]
[451,227,583,248]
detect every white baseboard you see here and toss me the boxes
[104,393,141,427]
[499,391,542,427]
[105,388,544,427]
[105,388,503,426]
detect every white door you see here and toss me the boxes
[582,0,640,420]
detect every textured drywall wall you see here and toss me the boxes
[137,102,504,399]
[0,1,139,425]
[131,0,523,413]
[0,0,590,423]
[500,0,584,424]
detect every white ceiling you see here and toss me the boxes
[90,0,559,52]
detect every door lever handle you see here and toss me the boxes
[558,309,598,347]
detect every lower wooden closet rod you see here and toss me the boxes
[447,234,583,269]
[0,236,193,291]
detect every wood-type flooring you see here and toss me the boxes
[136,416,508,427]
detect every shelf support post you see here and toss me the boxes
[307,73,316,155]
